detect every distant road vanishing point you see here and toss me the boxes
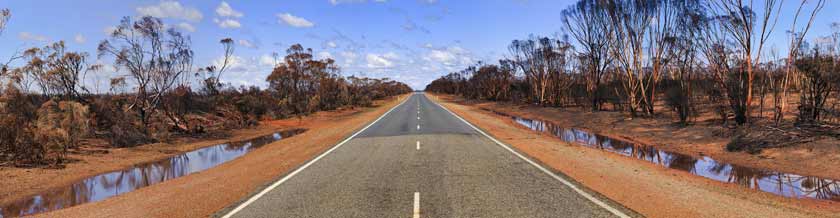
[218,93,633,218]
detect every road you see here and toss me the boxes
[219,93,631,218]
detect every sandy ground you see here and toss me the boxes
[431,94,840,218]
[2,94,408,218]
[434,95,840,181]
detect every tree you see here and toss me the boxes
[0,8,12,78]
[563,0,612,111]
[468,63,514,101]
[267,44,319,117]
[201,38,235,94]
[706,0,783,125]
[795,48,836,123]
[603,0,657,117]
[509,36,572,106]
[19,41,100,101]
[98,16,194,133]
[642,0,679,115]
[666,0,705,125]
[774,0,826,125]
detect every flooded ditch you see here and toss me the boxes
[493,110,840,202]
[0,129,306,218]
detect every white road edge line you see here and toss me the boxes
[220,94,413,218]
[416,141,420,150]
[430,96,631,218]
[413,192,420,218]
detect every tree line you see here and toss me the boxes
[427,0,838,128]
[0,13,412,166]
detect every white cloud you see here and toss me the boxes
[74,34,86,44]
[366,53,396,68]
[213,2,243,29]
[176,22,196,32]
[383,52,399,60]
[136,1,203,22]
[214,18,241,29]
[216,1,243,18]
[325,40,338,48]
[210,55,273,87]
[277,13,315,28]
[259,54,277,66]
[238,39,256,48]
[424,46,472,66]
[18,32,48,42]
[317,51,333,60]
[341,51,358,64]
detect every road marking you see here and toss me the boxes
[416,141,420,150]
[429,95,632,218]
[416,124,420,130]
[220,95,411,218]
[413,192,420,218]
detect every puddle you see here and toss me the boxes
[496,111,840,202]
[0,129,306,218]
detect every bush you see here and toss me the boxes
[89,96,153,147]
[34,100,90,164]
[0,86,42,165]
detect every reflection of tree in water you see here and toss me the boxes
[709,162,771,189]
[1,130,308,217]
[711,164,840,200]
[504,115,840,202]
[799,177,840,200]
[663,153,698,173]
[766,174,840,200]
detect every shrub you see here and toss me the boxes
[34,100,90,164]
[89,96,152,147]
[0,85,42,165]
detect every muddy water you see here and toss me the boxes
[0,129,306,218]
[497,111,840,202]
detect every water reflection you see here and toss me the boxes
[503,112,840,202]
[0,129,306,218]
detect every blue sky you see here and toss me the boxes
[0,0,838,90]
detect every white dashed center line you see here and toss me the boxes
[413,192,420,218]
[416,141,420,150]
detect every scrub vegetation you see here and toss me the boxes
[427,0,837,153]
[0,12,411,167]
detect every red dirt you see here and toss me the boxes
[432,94,840,218]
[436,95,840,181]
[0,95,407,218]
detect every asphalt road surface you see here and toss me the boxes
[220,93,632,218]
